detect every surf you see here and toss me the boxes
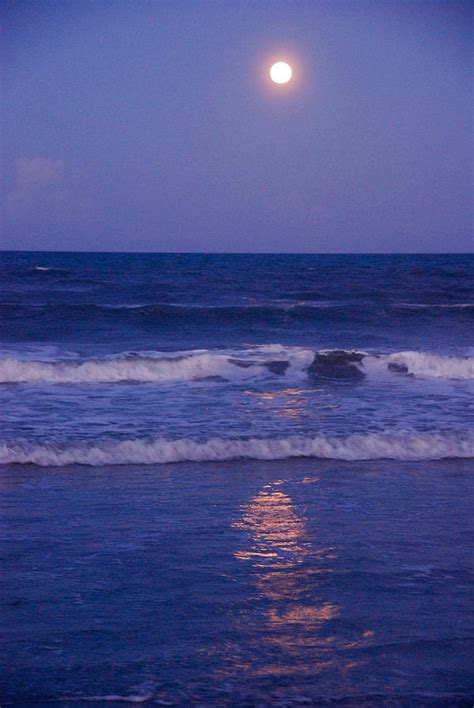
[1,431,473,466]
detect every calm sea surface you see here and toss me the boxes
[1,252,473,704]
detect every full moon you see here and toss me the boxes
[270,61,292,84]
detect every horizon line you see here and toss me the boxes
[0,250,472,256]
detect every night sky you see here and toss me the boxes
[2,0,472,252]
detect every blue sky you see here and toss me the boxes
[1,0,472,252]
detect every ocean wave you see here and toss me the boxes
[1,348,473,384]
[59,694,153,703]
[29,265,70,273]
[0,301,367,322]
[2,300,473,329]
[0,344,79,362]
[0,348,314,384]
[394,303,474,310]
[370,351,474,380]
[1,431,472,466]
[307,350,474,381]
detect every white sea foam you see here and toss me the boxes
[60,694,153,703]
[370,351,474,380]
[31,265,67,272]
[1,348,473,384]
[395,302,474,309]
[1,432,472,466]
[0,347,313,384]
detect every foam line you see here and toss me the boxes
[1,431,472,466]
[1,349,473,384]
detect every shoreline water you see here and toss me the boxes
[2,458,473,705]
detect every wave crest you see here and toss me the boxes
[0,348,313,384]
[1,348,473,384]
[375,351,474,380]
[1,432,472,466]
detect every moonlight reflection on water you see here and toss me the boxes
[233,478,374,682]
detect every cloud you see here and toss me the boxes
[16,157,64,186]
[3,157,97,248]
[5,157,66,222]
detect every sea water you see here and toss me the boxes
[1,252,473,703]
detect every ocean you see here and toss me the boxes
[1,252,473,704]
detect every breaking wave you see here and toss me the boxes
[371,351,474,380]
[1,431,473,466]
[1,348,473,384]
[0,347,313,384]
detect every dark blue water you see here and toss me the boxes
[1,253,473,352]
[1,252,473,704]
[0,253,473,461]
